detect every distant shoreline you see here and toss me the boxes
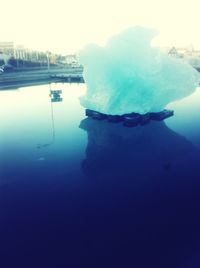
[0,67,83,90]
[0,79,56,90]
[0,66,199,90]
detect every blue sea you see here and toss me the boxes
[0,83,200,268]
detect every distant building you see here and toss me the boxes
[0,42,14,56]
[0,52,11,66]
[14,45,27,60]
[167,46,200,68]
[168,47,185,59]
[47,51,57,65]
[1,42,81,68]
[14,46,49,66]
[60,54,80,67]
[168,47,178,57]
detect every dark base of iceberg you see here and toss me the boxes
[85,109,174,127]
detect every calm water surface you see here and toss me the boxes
[0,83,200,268]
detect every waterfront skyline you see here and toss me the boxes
[1,0,200,54]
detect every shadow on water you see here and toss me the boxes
[78,118,200,268]
[80,117,199,181]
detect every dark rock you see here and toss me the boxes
[107,115,123,123]
[85,109,96,117]
[123,115,141,127]
[92,112,107,120]
[150,110,174,121]
[140,113,151,125]
[85,109,174,126]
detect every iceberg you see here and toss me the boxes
[79,27,200,115]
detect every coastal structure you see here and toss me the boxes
[0,52,11,66]
[0,42,14,56]
[168,46,200,68]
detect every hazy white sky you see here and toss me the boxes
[1,0,200,54]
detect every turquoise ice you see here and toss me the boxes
[79,26,200,115]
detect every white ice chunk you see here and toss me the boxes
[79,26,200,115]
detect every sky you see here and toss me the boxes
[1,0,200,54]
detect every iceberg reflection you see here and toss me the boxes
[79,118,200,267]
